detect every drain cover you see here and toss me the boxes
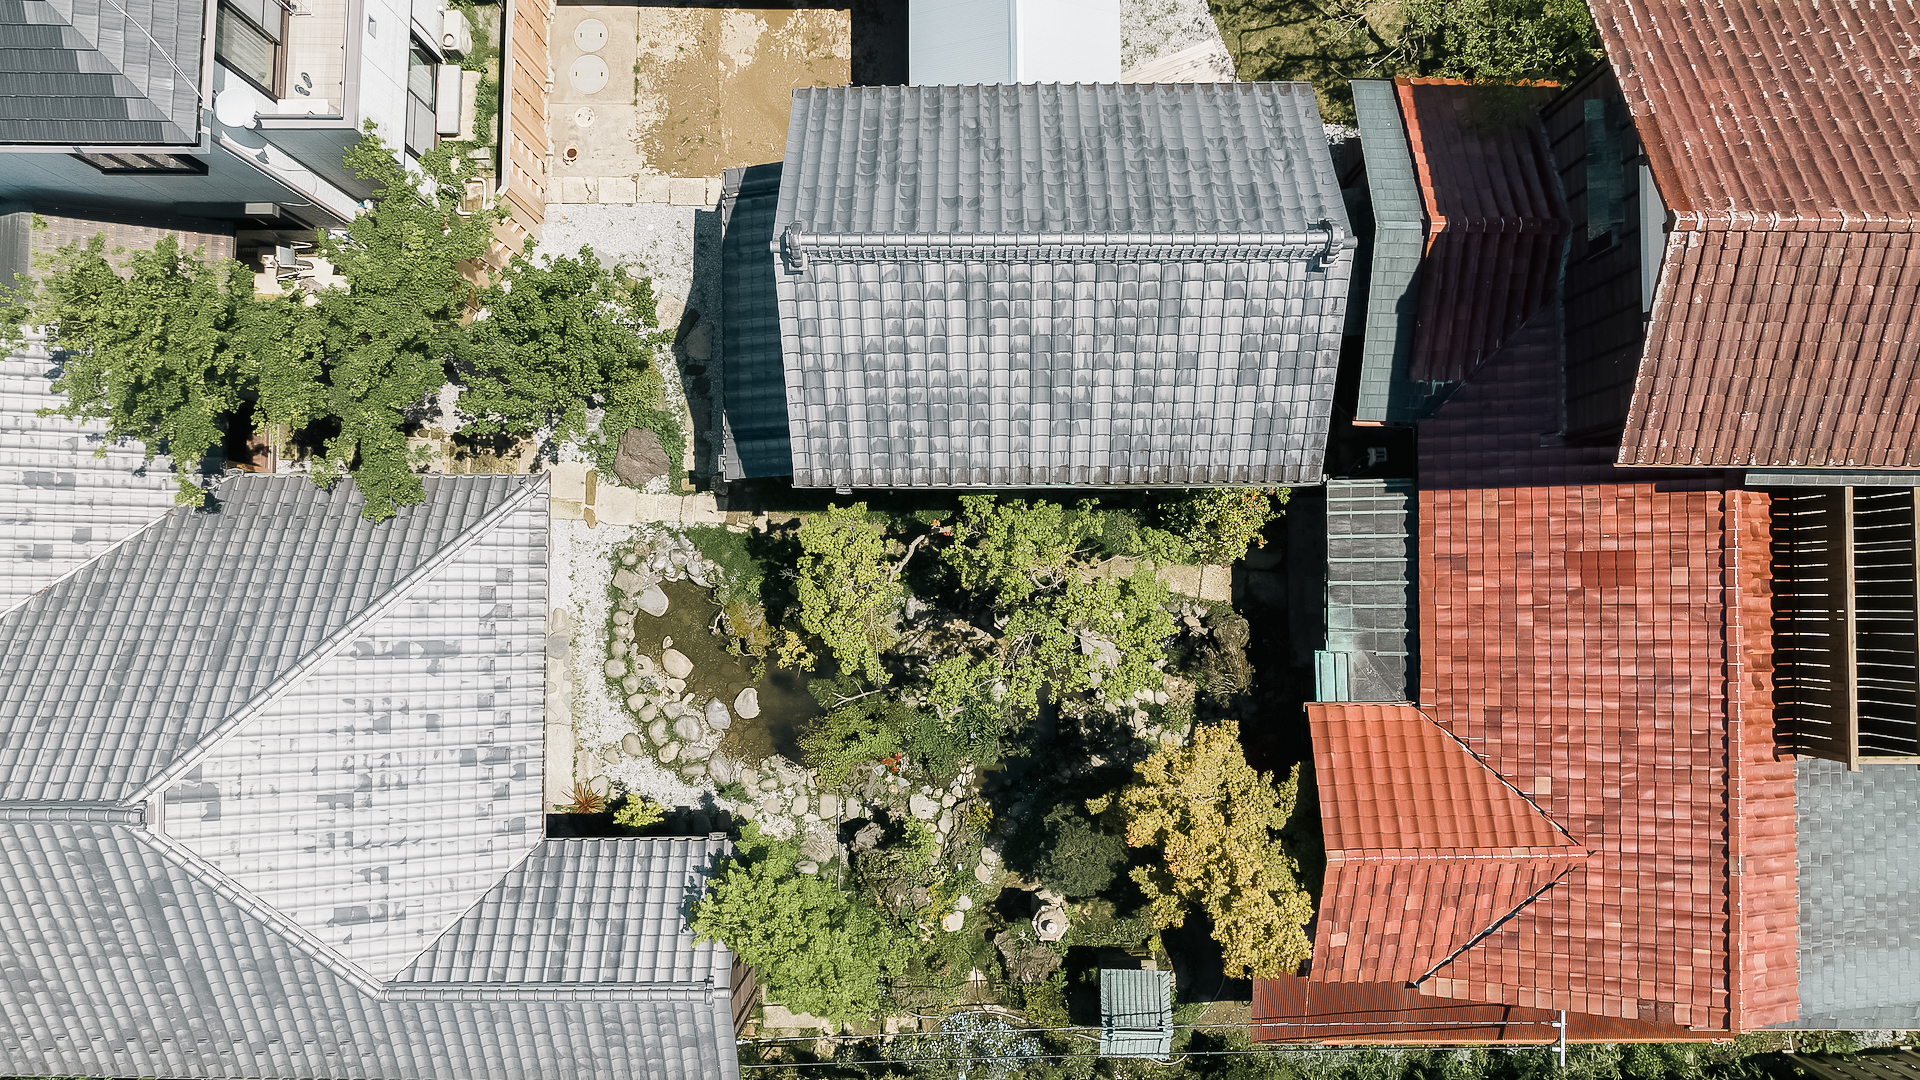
[574,107,595,127]
[568,54,608,95]
[573,18,607,52]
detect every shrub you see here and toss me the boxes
[1156,488,1288,565]
[1033,803,1128,899]
[613,796,664,830]
[793,504,902,683]
[799,699,904,788]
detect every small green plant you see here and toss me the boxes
[557,781,607,815]
[612,795,665,830]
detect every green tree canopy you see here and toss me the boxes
[691,825,908,1025]
[6,233,250,506]
[943,495,1093,606]
[299,134,505,519]
[460,246,670,447]
[1211,0,1603,123]
[1118,721,1315,979]
[793,504,903,684]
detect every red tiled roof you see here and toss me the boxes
[1283,305,1797,1032]
[1621,229,1920,468]
[1253,976,1720,1044]
[1398,79,1571,385]
[1307,703,1589,986]
[1587,1,1920,468]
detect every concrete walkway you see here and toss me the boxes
[546,463,728,526]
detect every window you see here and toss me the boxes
[404,41,438,157]
[216,0,286,96]
[73,152,210,174]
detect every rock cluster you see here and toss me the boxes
[603,532,736,786]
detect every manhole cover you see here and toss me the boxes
[574,107,595,127]
[568,54,608,94]
[573,18,607,52]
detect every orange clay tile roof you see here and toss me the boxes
[1292,302,1798,1032]
[1586,1,1920,468]
[1396,79,1570,386]
[1307,703,1589,987]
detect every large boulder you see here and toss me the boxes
[733,686,760,719]
[661,648,693,680]
[611,427,671,487]
[910,793,938,820]
[638,584,669,617]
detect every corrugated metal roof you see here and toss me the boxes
[772,83,1354,489]
[0,342,181,613]
[1320,478,1412,703]
[0,0,204,145]
[1098,968,1171,1059]
[718,164,793,479]
[1349,80,1424,425]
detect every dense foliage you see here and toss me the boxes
[1119,721,1315,978]
[793,503,903,683]
[691,826,908,1025]
[7,133,681,520]
[4,234,249,505]
[1209,0,1603,123]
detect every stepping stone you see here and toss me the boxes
[648,718,669,746]
[955,895,972,911]
[706,699,732,730]
[733,687,760,719]
[818,794,840,819]
[910,794,937,820]
[639,584,669,617]
[612,568,642,594]
[975,863,995,884]
[603,659,626,678]
[621,733,646,757]
[659,742,680,764]
[661,648,693,680]
[674,714,702,742]
[942,912,965,932]
[626,693,648,711]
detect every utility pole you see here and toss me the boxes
[1552,1010,1568,1070]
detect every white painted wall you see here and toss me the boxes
[910,0,1120,85]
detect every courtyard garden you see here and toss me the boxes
[556,489,1322,1034]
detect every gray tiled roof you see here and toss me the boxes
[0,823,739,1080]
[1319,478,1412,703]
[395,838,733,986]
[0,474,742,1079]
[0,342,180,612]
[772,83,1355,489]
[1780,757,1920,1029]
[0,0,204,145]
[1349,80,1424,425]
[0,473,529,804]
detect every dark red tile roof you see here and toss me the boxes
[1253,976,1721,1044]
[1399,79,1571,386]
[1587,1,1920,468]
[1307,703,1589,986]
[1284,305,1798,1032]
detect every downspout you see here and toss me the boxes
[495,0,513,198]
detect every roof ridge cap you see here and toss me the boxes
[132,821,387,994]
[1328,846,1590,862]
[1675,209,1920,233]
[1409,859,1582,990]
[120,474,547,807]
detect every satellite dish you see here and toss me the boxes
[213,89,256,129]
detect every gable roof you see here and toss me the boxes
[771,82,1355,489]
[0,474,742,1079]
[0,0,205,145]
[1307,703,1588,986]
[0,342,179,612]
[1404,305,1798,1030]
[1587,0,1920,469]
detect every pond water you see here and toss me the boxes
[628,578,816,763]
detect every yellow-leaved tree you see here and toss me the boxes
[1117,721,1314,978]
